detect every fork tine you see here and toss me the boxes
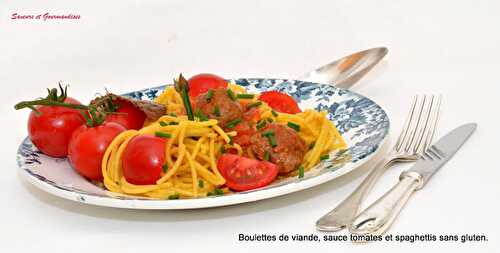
[404,95,427,152]
[412,95,435,153]
[422,94,442,151]
[395,95,418,151]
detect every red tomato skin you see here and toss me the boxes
[233,121,255,146]
[217,154,279,191]
[187,73,228,98]
[122,135,166,185]
[259,91,301,114]
[242,107,261,123]
[28,97,84,157]
[105,101,146,130]
[68,122,126,181]
[232,134,252,147]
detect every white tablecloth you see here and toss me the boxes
[1,0,498,252]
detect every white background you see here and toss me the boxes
[1,0,499,252]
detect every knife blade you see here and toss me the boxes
[348,123,477,236]
[407,123,477,187]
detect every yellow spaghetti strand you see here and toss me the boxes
[157,141,186,184]
[209,136,225,185]
[101,83,346,199]
[185,151,198,197]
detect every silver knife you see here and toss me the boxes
[348,123,477,236]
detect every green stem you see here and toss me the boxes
[174,73,194,121]
[181,87,194,121]
[14,99,90,111]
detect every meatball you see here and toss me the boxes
[194,88,243,128]
[250,123,307,174]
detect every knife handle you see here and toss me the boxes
[348,171,424,236]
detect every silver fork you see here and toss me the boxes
[316,95,442,231]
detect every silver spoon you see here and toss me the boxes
[297,47,388,89]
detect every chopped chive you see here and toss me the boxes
[213,105,221,117]
[256,120,267,130]
[182,88,194,120]
[264,151,270,161]
[155,131,172,138]
[247,101,262,109]
[159,121,168,126]
[205,89,214,102]
[271,110,278,117]
[268,135,277,147]
[262,130,277,147]
[309,141,316,150]
[226,89,236,100]
[169,112,177,117]
[195,109,209,121]
[169,121,179,125]
[162,164,168,172]
[320,154,330,161]
[298,166,305,179]
[168,193,180,200]
[174,74,194,121]
[262,130,275,137]
[198,180,204,188]
[220,146,226,154]
[287,122,301,132]
[236,93,255,99]
[207,188,224,196]
[214,188,224,195]
[226,118,242,129]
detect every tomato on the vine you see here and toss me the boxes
[28,97,85,157]
[105,100,146,130]
[188,73,228,98]
[122,135,166,185]
[68,122,126,180]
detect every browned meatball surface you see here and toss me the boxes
[250,123,307,174]
[194,88,243,127]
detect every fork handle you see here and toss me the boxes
[348,171,423,235]
[316,156,394,231]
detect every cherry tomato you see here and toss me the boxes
[68,122,126,180]
[28,97,85,157]
[188,73,228,98]
[105,100,146,130]
[217,154,278,191]
[259,91,301,114]
[122,135,166,185]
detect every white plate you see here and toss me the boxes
[17,78,390,209]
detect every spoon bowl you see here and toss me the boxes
[298,47,388,89]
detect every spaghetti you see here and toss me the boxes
[102,82,346,199]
